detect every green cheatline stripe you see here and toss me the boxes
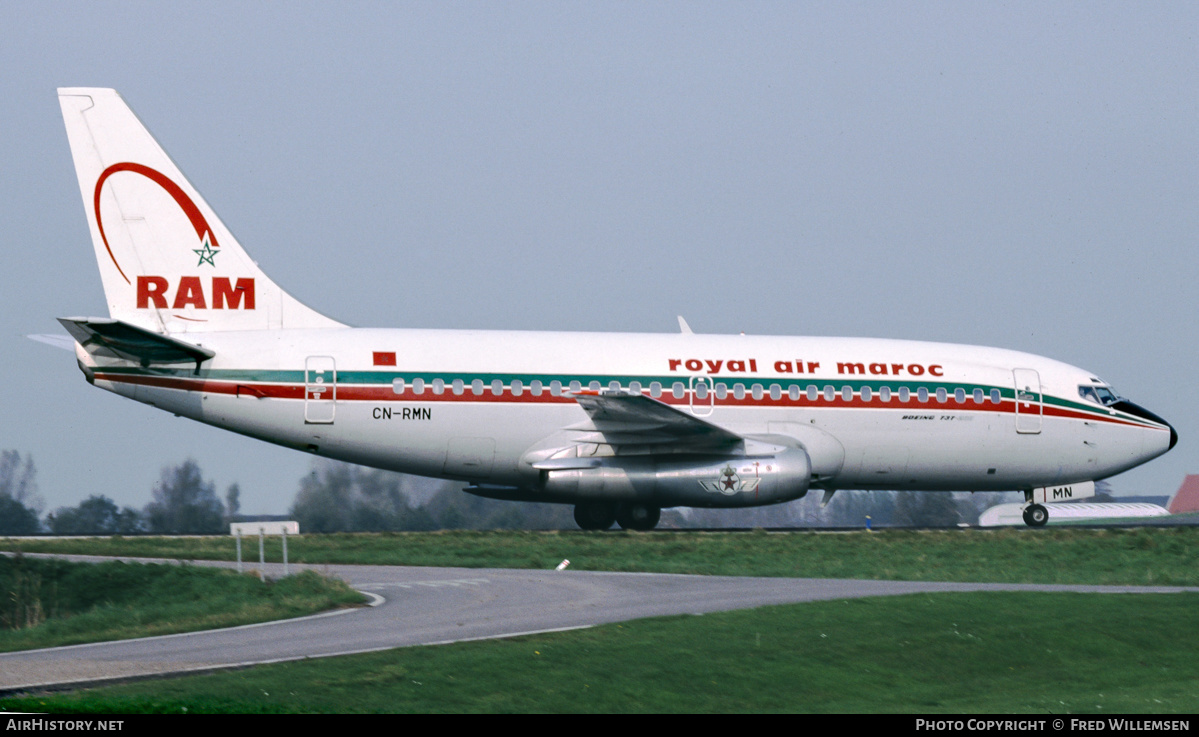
[96,365,1010,395]
[92,365,1147,425]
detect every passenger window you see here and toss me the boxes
[609,380,621,393]
[694,382,709,399]
[672,382,686,399]
[589,381,601,392]
[770,384,781,401]
[973,388,984,404]
[861,386,872,402]
[898,386,910,402]
[715,383,728,399]
[392,378,405,395]
[733,384,746,400]
[788,385,800,401]
[432,378,445,395]
[650,382,662,398]
[751,384,763,400]
[990,389,1001,404]
[491,379,503,395]
[511,379,523,396]
[569,380,582,394]
[453,379,465,396]
[879,386,891,402]
[530,380,543,396]
[823,385,836,402]
[630,380,642,394]
[470,379,483,395]
[842,386,853,402]
[807,385,818,401]
[550,380,562,396]
[917,387,929,403]
[954,388,966,403]
[412,378,425,395]
[936,387,947,403]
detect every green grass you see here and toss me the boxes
[4,526,1198,586]
[2,529,1195,713]
[3,591,1196,713]
[0,556,365,652]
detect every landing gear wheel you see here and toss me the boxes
[616,504,661,531]
[574,502,617,531]
[1023,503,1049,527]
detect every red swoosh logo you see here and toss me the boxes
[93,162,219,284]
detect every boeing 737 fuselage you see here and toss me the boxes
[54,88,1176,529]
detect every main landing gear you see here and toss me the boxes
[1022,503,1049,527]
[573,501,661,531]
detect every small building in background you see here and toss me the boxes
[1168,475,1199,515]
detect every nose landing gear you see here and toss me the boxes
[1022,503,1049,527]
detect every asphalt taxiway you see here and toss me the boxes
[3,557,1197,693]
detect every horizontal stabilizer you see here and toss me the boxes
[27,333,78,352]
[58,317,214,367]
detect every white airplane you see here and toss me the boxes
[53,88,1176,530]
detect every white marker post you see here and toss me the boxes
[230,521,300,581]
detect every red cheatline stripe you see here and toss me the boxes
[92,372,1164,431]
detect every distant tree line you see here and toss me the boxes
[1,451,242,536]
[289,458,575,532]
[5,447,1089,535]
[0,451,42,535]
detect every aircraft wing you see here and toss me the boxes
[569,390,742,446]
[528,391,744,470]
[57,317,214,368]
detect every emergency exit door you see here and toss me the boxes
[1013,368,1041,434]
[305,356,337,424]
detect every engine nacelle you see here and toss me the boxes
[538,442,811,508]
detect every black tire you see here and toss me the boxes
[1023,503,1049,527]
[616,504,661,531]
[574,502,617,531]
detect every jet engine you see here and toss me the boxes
[533,438,812,508]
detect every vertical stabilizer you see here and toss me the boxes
[58,88,344,333]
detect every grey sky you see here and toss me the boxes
[2,2,1196,515]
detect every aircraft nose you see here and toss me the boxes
[1112,400,1177,451]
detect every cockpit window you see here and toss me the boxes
[1079,385,1120,406]
[1094,386,1119,405]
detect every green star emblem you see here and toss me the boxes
[194,232,218,267]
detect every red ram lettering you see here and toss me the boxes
[134,276,258,310]
[213,277,256,309]
[172,276,207,309]
[137,276,169,309]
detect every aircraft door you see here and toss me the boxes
[690,376,715,416]
[305,356,337,424]
[1013,368,1042,434]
